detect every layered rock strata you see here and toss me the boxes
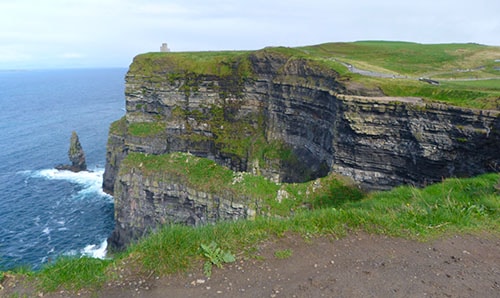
[104,49,500,249]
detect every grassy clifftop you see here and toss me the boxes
[299,41,500,77]
[129,41,500,109]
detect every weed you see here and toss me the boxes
[200,241,235,277]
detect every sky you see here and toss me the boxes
[1,0,499,69]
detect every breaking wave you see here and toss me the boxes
[32,167,112,201]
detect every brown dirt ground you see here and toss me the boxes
[2,232,499,298]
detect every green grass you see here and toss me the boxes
[130,50,254,79]
[371,78,500,109]
[36,257,112,292]
[127,121,166,137]
[5,171,497,294]
[299,41,499,76]
[274,249,293,259]
[295,41,500,109]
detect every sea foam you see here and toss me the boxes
[81,239,108,259]
[32,168,112,200]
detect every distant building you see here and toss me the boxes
[160,43,170,52]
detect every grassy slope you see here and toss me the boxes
[299,41,500,77]
[297,41,500,109]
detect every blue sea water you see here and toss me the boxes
[0,68,126,270]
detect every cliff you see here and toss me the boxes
[104,48,500,249]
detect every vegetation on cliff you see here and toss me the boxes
[120,152,363,216]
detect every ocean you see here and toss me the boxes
[0,68,126,270]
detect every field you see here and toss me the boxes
[297,41,500,109]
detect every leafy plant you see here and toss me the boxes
[200,241,235,277]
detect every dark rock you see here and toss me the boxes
[56,131,87,172]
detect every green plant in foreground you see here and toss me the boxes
[200,241,235,277]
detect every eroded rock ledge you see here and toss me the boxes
[104,49,500,249]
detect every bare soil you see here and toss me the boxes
[2,233,499,298]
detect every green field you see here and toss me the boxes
[299,41,500,77]
[298,41,500,109]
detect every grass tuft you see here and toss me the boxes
[37,257,112,292]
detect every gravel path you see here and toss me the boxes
[93,233,499,298]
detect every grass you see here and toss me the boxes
[301,42,500,109]
[5,171,497,294]
[274,249,293,259]
[371,78,500,109]
[127,121,166,137]
[299,41,499,76]
[36,257,112,292]
[130,50,254,79]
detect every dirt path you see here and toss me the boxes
[2,232,499,297]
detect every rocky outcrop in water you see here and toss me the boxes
[103,49,500,249]
[56,131,87,172]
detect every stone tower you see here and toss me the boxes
[160,43,170,52]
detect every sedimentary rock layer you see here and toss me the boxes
[104,49,500,249]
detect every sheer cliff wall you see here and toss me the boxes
[104,49,500,249]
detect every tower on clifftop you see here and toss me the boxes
[160,43,170,52]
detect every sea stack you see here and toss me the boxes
[56,131,87,172]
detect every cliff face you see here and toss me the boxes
[104,49,500,249]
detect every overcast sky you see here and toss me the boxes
[1,0,498,69]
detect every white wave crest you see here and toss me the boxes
[32,168,112,200]
[81,239,108,259]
